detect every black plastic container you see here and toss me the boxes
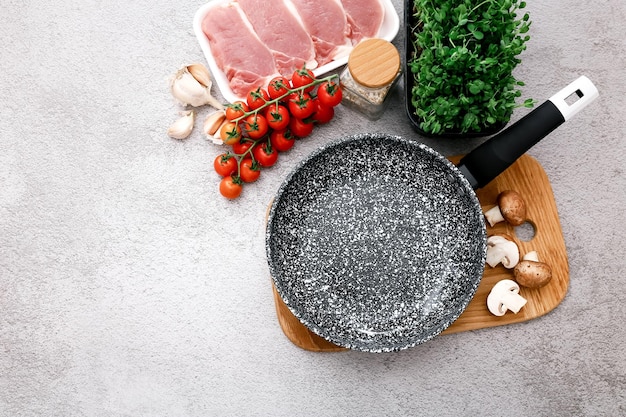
[403,0,507,139]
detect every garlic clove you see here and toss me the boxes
[203,110,226,136]
[167,110,195,140]
[170,65,224,109]
[210,118,231,145]
[187,63,212,88]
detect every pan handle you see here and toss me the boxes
[457,76,599,189]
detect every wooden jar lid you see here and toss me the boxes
[347,39,400,88]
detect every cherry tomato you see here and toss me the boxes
[243,114,269,140]
[232,139,255,155]
[288,92,316,119]
[225,101,249,121]
[267,76,290,100]
[252,142,278,167]
[213,153,237,177]
[291,67,315,92]
[270,129,296,152]
[246,87,270,110]
[219,176,243,199]
[265,104,290,131]
[239,158,261,183]
[220,121,242,145]
[312,101,334,124]
[289,116,314,138]
[317,80,343,107]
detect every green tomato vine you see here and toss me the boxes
[408,0,534,134]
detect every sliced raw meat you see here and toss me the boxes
[201,3,279,96]
[340,0,385,41]
[237,0,317,75]
[287,0,352,65]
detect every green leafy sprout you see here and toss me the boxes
[409,0,534,135]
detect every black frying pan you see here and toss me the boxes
[266,76,598,352]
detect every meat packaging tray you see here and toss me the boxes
[193,0,400,103]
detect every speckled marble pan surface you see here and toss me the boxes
[266,133,487,352]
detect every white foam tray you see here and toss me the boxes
[193,0,400,103]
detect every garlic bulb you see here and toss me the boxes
[170,64,223,109]
[167,110,195,140]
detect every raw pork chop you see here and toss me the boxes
[201,3,278,96]
[237,0,317,75]
[287,0,352,65]
[340,0,385,41]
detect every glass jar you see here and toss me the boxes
[340,38,401,120]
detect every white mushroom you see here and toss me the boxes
[484,190,527,227]
[486,235,520,269]
[514,251,553,289]
[487,279,527,316]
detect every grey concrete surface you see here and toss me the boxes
[1,1,624,416]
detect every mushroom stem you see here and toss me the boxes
[499,290,527,313]
[522,251,539,262]
[484,205,505,227]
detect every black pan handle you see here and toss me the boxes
[457,76,599,189]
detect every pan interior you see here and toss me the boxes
[266,134,486,352]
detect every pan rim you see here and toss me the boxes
[266,133,487,352]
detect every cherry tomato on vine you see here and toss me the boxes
[317,80,343,107]
[239,158,261,183]
[291,67,315,92]
[270,129,296,152]
[213,153,237,177]
[311,101,335,124]
[246,87,270,110]
[264,104,290,131]
[243,113,269,140]
[267,76,290,100]
[225,101,249,121]
[288,92,316,119]
[252,142,279,167]
[232,139,255,155]
[220,121,242,145]
[219,176,242,199]
[289,116,314,138]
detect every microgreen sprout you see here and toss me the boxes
[408,0,534,134]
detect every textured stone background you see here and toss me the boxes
[1,0,624,416]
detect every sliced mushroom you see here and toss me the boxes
[514,252,553,289]
[487,279,527,316]
[484,190,527,227]
[486,234,520,269]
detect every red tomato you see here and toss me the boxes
[252,142,279,167]
[219,176,242,199]
[232,139,254,155]
[246,87,270,110]
[243,114,269,140]
[239,158,261,183]
[291,67,315,92]
[265,104,290,131]
[225,101,249,121]
[289,116,314,138]
[288,92,316,119]
[213,153,237,177]
[270,129,296,152]
[220,122,242,145]
[317,80,343,107]
[312,101,334,124]
[267,76,290,100]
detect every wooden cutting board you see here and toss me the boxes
[268,154,569,352]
